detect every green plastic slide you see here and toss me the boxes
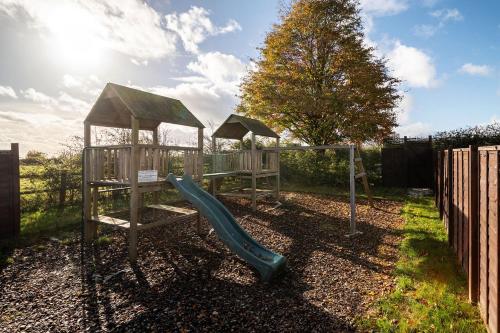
[167,174,286,281]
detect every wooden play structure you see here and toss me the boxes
[207,115,372,234]
[207,114,280,211]
[82,83,371,263]
[83,83,204,261]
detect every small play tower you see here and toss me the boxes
[208,114,280,211]
[83,83,204,261]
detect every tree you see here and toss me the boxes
[24,150,47,165]
[237,0,401,145]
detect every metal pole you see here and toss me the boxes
[346,145,361,237]
[350,145,356,234]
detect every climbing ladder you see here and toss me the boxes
[354,144,373,206]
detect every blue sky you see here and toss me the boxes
[0,0,498,155]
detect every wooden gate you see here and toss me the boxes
[0,143,20,238]
[382,137,434,188]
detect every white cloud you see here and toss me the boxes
[127,52,248,125]
[61,74,102,97]
[187,51,247,94]
[396,92,413,125]
[0,0,177,60]
[414,8,463,38]
[0,110,64,126]
[386,41,437,88]
[57,92,91,113]
[359,0,408,16]
[413,24,439,38]
[130,58,148,66]
[165,6,241,54]
[0,85,17,99]
[62,74,82,88]
[21,88,57,105]
[431,8,463,22]
[396,122,432,137]
[459,63,493,76]
[21,87,91,114]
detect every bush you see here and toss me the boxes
[433,122,500,149]
[280,147,381,187]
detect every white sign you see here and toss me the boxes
[138,170,158,183]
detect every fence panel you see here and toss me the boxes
[479,149,489,321]
[439,146,500,332]
[437,147,480,305]
[478,147,500,332]
[0,143,20,238]
[452,148,470,273]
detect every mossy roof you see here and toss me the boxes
[212,114,279,139]
[85,83,204,130]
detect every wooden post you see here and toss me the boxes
[83,122,94,241]
[355,144,373,206]
[197,128,204,181]
[251,133,257,211]
[10,143,20,237]
[197,127,204,233]
[153,127,159,145]
[469,145,479,303]
[59,170,67,208]
[152,126,159,219]
[211,136,217,195]
[438,150,445,219]
[239,138,244,190]
[129,116,139,262]
[275,137,280,201]
[447,147,454,247]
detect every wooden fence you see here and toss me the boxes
[435,145,500,332]
[0,144,20,238]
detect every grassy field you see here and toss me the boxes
[361,196,485,332]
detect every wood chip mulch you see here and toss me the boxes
[0,192,403,332]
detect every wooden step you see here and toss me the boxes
[147,204,197,215]
[91,215,131,229]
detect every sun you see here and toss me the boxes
[45,4,104,68]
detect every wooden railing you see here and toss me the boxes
[209,150,279,174]
[85,145,202,183]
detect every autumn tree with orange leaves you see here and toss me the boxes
[238,0,401,145]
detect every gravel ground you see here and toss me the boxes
[0,192,403,332]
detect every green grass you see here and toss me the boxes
[360,197,485,332]
[21,206,81,237]
[0,206,82,268]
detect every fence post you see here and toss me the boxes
[448,147,454,247]
[469,145,479,303]
[438,150,444,219]
[11,143,20,237]
[59,170,67,208]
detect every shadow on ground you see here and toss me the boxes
[0,192,404,332]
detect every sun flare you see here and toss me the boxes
[45,4,104,68]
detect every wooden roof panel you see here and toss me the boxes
[213,114,279,139]
[85,83,204,129]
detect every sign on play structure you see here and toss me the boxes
[138,170,158,182]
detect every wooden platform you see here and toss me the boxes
[239,171,279,179]
[89,177,168,187]
[91,204,198,231]
[203,171,240,178]
[146,204,197,215]
[217,188,275,199]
